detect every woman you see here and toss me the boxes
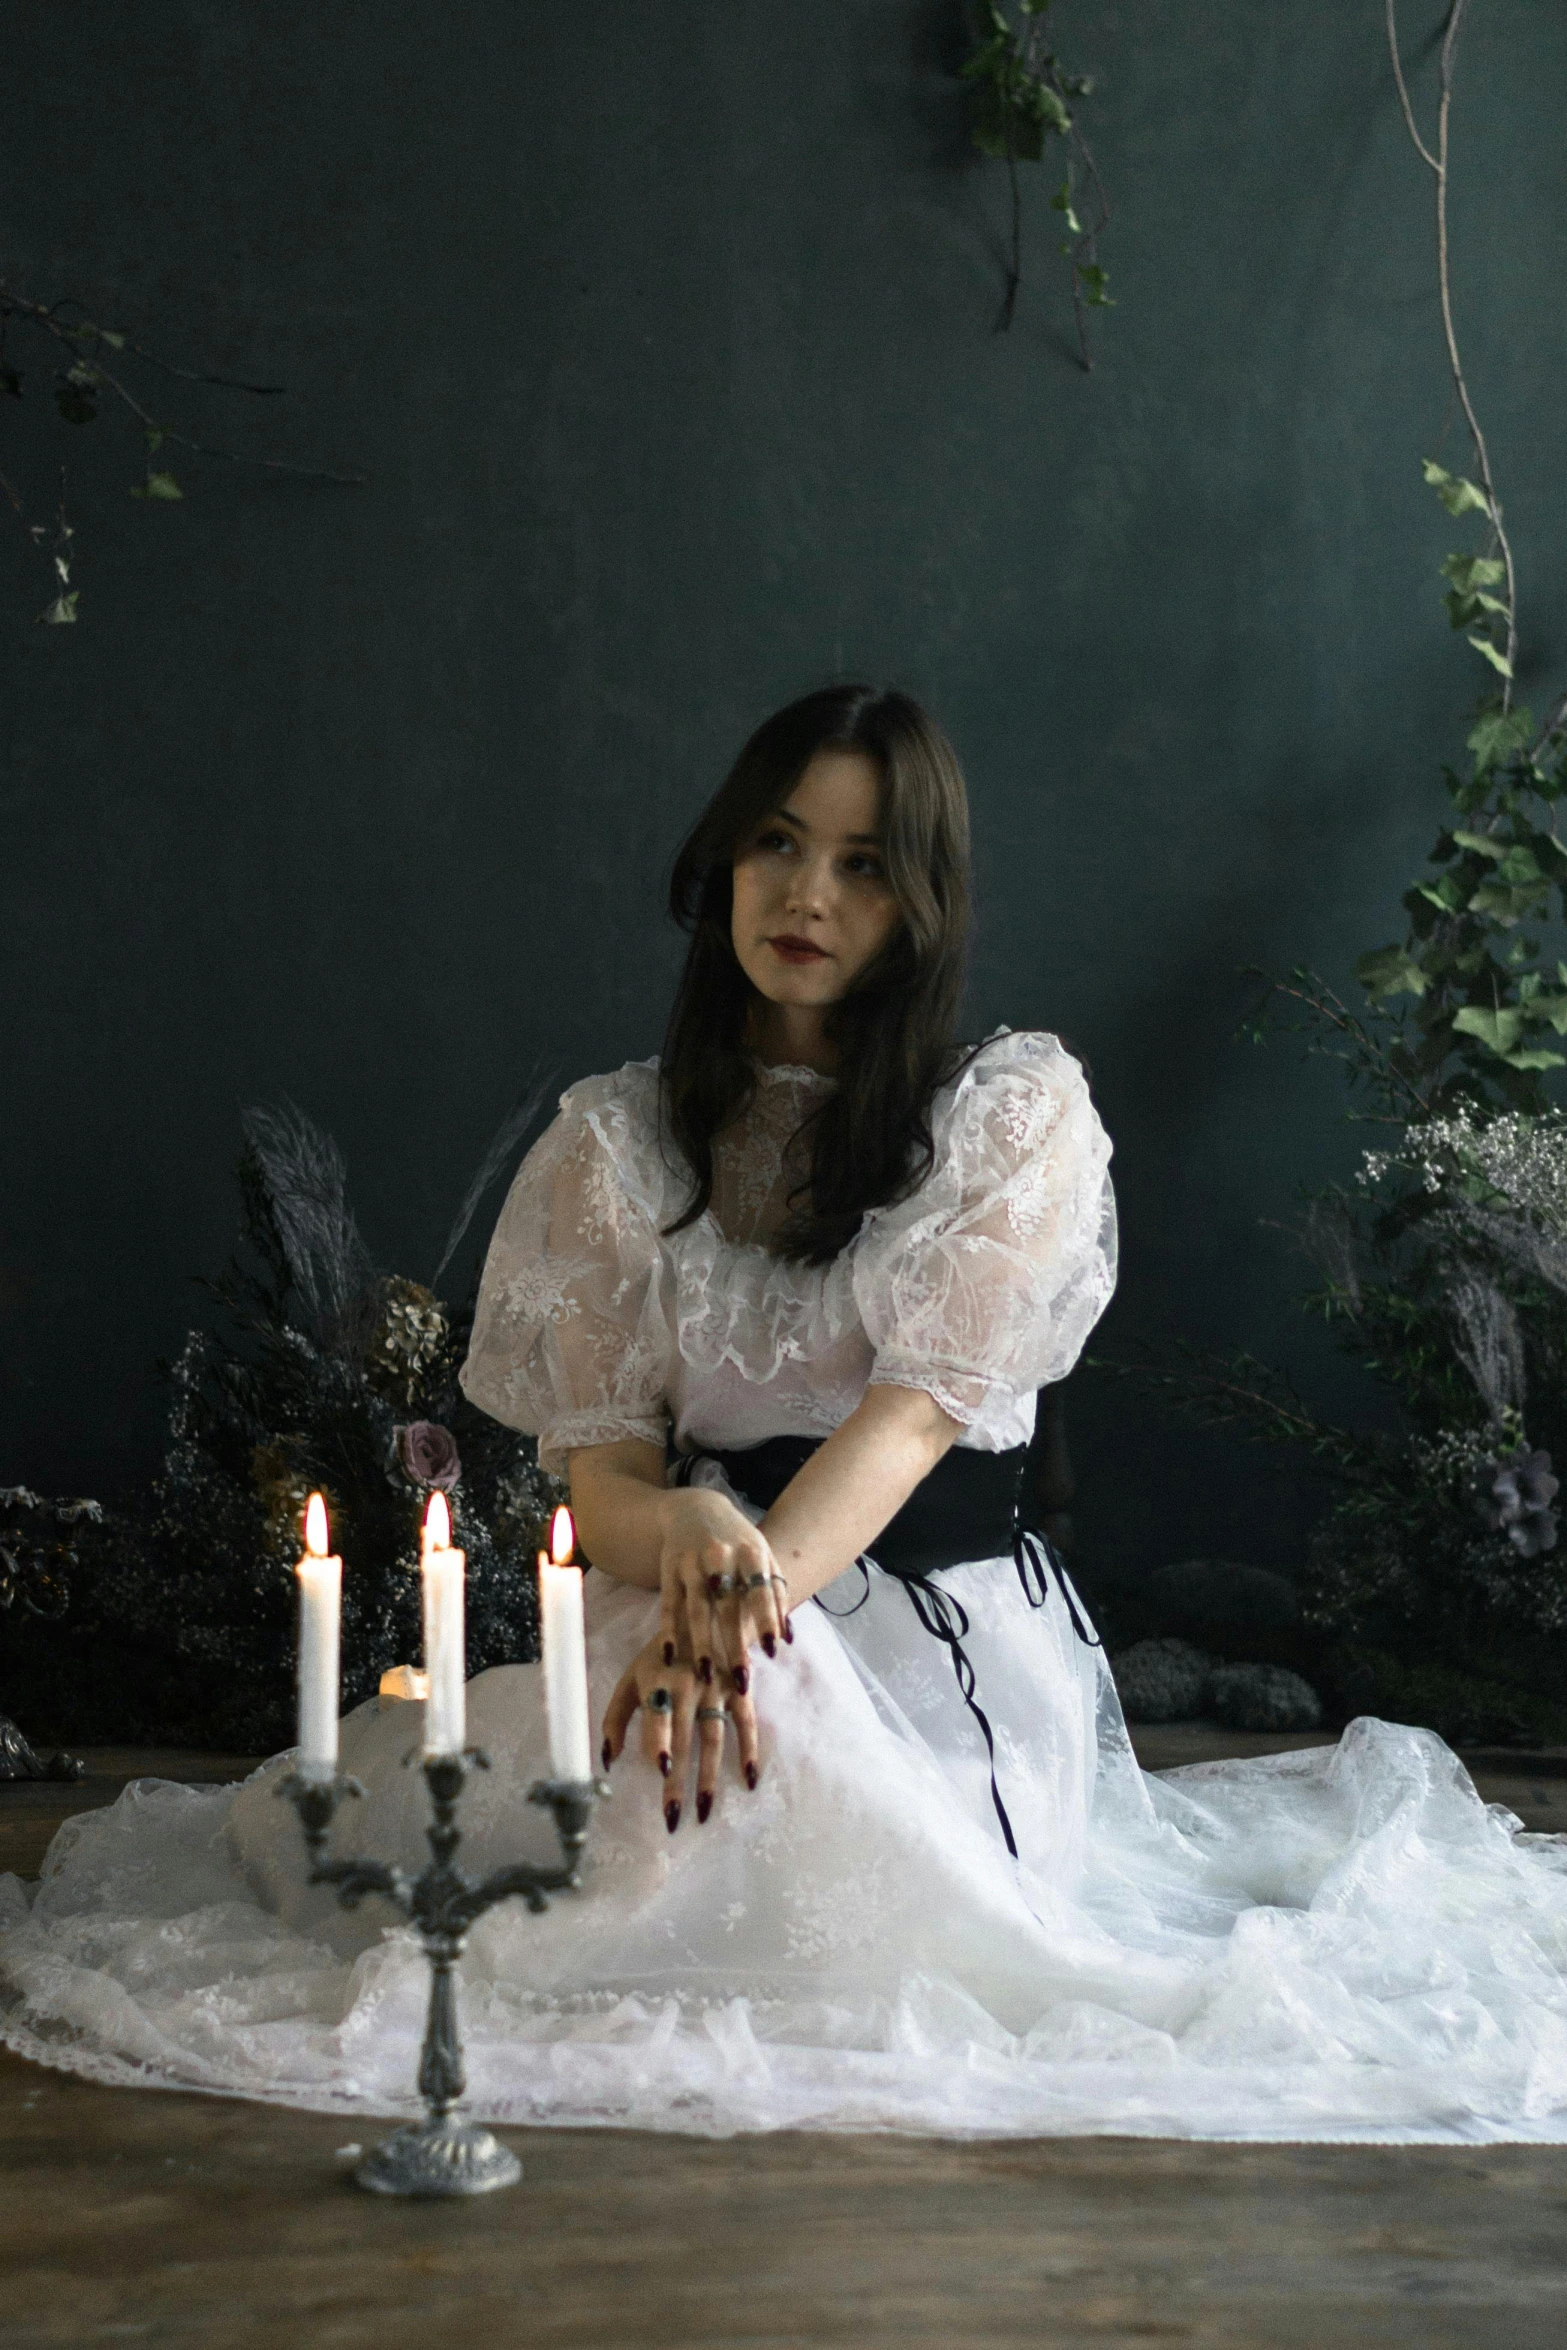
[5,686,1567,2143]
[468,682,1114,1863]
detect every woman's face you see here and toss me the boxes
[730,750,901,1017]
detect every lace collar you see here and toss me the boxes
[749,1058,836,1091]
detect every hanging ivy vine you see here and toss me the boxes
[0,282,362,627]
[960,0,1112,361]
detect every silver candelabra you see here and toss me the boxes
[280,1750,606,2196]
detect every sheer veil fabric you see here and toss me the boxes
[6,1032,1567,2142]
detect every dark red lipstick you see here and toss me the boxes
[768,934,829,964]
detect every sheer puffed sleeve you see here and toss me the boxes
[853,1030,1116,1448]
[459,1064,675,1475]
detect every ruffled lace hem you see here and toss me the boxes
[867,1358,1014,1437]
[537,1409,669,1477]
[6,1617,1567,2145]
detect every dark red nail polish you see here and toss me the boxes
[665,1801,681,1834]
[783,1620,795,1644]
[732,1665,749,1696]
[745,1762,759,1791]
[601,1739,613,1772]
[662,1641,675,1667]
[696,1790,712,1824]
[699,1657,713,1685]
[659,1752,671,1778]
[707,1573,723,1599]
[761,1634,776,1659]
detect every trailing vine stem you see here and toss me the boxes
[999,108,1110,357]
[1063,125,1111,373]
[999,145,1024,334]
[1,287,365,489]
[961,3,1111,363]
[1,281,364,623]
[1386,0,1518,703]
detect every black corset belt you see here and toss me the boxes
[670,1433,1100,1860]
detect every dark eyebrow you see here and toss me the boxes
[773,806,881,846]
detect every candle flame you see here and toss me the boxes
[304,1493,329,1557]
[425,1491,452,1551]
[550,1505,575,1566]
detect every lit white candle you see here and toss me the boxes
[295,1492,342,1782]
[421,1491,467,1756]
[540,1505,592,1782]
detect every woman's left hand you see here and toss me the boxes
[600,1634,761,1830]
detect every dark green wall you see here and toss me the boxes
[5,2,1566,1588]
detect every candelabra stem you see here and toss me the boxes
[417,1941,465,2118]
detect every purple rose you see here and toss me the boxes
[394,1420,461,1491]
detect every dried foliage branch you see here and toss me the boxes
[0,281,364,625]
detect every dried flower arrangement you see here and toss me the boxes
[0,1090,562,1754]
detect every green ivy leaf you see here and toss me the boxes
[1445,588,1511,630]
[1502,1046,1567,1070]
[1469,633,1513,678]
[1522,992,1567,1034]
[1468,707,1533,773]
[1451,828,1505,860]
[1423,457,1491,517]
[1357,944,1429,1002]
[36,591,80,625]
[54,370,99,425]
[1452,1005,1524,1055]
[1468,880,1547,925]
[1051,182,1082,232]
[129,470,184,501]
[1441,552,1506,592]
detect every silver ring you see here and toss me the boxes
[742,1571,770,1592]
[708,1572,736,1597]
[646,1688,673,1714]
[695,1706,728,1724]
[768,1572,789,1593]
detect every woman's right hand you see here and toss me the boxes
[653,1485,790,1696]
[600,1636,761,1831]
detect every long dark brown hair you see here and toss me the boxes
[661,684,973,1263]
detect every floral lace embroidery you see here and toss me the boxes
[711,1066,831,1246]
[459,1034,1117,1469]
[499,1261,577,1326]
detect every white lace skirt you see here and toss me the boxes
[5,1558,1567,2141]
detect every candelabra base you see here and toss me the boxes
[355,2118,522,2198]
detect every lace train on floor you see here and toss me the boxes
[5,1567,1567,2142]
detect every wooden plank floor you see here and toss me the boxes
[5,1740,1567,2348]
[5,2047,1567,2350]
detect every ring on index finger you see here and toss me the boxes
[695,1706,729,1725]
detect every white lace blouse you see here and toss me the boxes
[459,1028,1117,1473]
